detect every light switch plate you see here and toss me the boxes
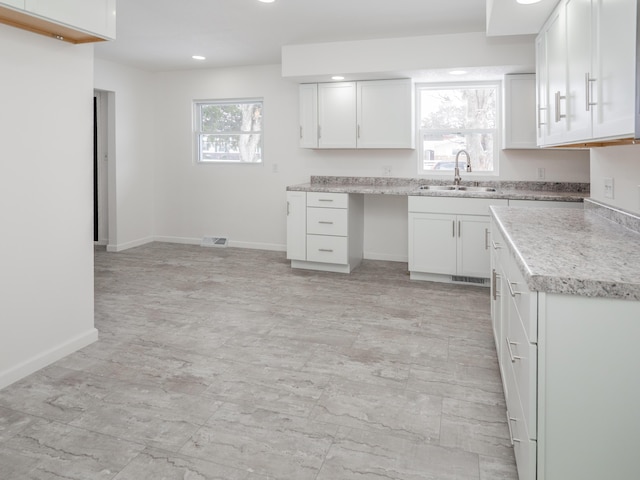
[603,177,614,199]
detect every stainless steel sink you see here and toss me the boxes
[418,185,497,192]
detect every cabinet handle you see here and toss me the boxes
[507,279,521,297]
[318,221,334,225]
[458,220,461,238]
[299,126,303,139]
[585,72,597,111]
[507,413,521,445]
[318,248,334,253]
[554,91,566,122]
[357,124,361,139]
[492,269,497,300]
[485,228,489,250]
[506,337,523,363]
[318,125,321,140]
[287,201,290,216]
[318,199,334,202]
[452,220,456,238]
[491,240,502,250]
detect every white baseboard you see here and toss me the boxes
[154,236,201,246]
[106,236,155,252]
[363,252,408,263]
[228,240,285,252]
[0,328,99,390]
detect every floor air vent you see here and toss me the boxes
[451,275,488,285]
[201,236,228,247]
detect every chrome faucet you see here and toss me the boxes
[454,149,472,185]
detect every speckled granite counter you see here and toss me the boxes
[490,199,640,300]
[287,176,588,202]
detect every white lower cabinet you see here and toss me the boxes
[287,191,364,273]
[490,215,640,480]
[408,197,508,283]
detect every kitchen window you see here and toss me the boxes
[417,82,499,175]
[194,98,263,163]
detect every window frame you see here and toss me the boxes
[194,97,264,165]
[416,81,501,177]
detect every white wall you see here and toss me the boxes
[590,144,640,215]
[0,25,97,389]
[147,64,589,262]
[94,59,155,251]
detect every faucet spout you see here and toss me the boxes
[454,150,471,185]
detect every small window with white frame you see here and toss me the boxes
[195,98,263,163]
[417,82,499,175]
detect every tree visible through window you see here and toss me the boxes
[417,83,499,174]
[195,99,263,163]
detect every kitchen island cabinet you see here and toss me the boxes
[490,201,640,480]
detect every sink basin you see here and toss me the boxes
[418,185,497,192]
[419,185,456,191]
[457,186,497,192]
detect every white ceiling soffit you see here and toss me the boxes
[486,0,559,37]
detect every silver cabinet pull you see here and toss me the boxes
[554,91,566,122]
[507,413,521,444]
[506,337,523,363]
[357,124,361,139]
[458,220,461,238]
[318,249,334,253]
[452,220,456,237]
[299,126,303,139]
[585,72,597,111]
[318,221,334,225]
[492,240,502,250]
[507,279,521,297]
[318,199,334,202]
[318,125,321,140]
[286,201,290,216]
[485,228,489,250]
[492,269,497,301]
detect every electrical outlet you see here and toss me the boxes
[603,177,614,199]
[537,167,545,180]
[382,165,392,177]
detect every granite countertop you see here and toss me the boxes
[491,199,640,300]
[287,176,589,202]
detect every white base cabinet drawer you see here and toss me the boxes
[307,192,349,208]
[306,207,348,236]
[306,235,348,264]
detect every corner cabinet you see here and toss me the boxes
[299,79,415,149]
[286,191,364,274]
[0,0,116,43]
[408,197,508,283]
[490,216,640,480]
[536,0,635,147]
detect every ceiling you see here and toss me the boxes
[94,0,557,72]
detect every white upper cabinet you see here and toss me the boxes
[536,0,636,146]
[503,74,538,149]
[299,84,318,148]
[535,34,549,146]
[357,79,415,148]
[300,79,415,149]
[318,82,357,148]
[0,0,115,43]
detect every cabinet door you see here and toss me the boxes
[564,0,592,143]
[545,4,569,145]
[25,0,116,39]
[286,191,306,261]
[318,82,356,148]
[408,213,457,275]
[591,0,635,139]
[299,84,318,148]
[535,33,549,146]
[503,74,537,149]
[457,215,490,278]
[356,79,414,149]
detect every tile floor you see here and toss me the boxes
[0,243,518,479]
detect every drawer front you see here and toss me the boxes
[505,261,537,343]
[307,192,349,209]
[409,196,508,215]
[506,299,537,438]
[306,207,348,236]
[505,364,537,480]
[306,235,348,264]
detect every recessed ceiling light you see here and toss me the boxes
[258,0,275,3]
[517,0,541,4]
[192,55,206,61]
[331,76,345,81]
[449,70,468,75]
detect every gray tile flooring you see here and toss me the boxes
[0,243,518,479]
